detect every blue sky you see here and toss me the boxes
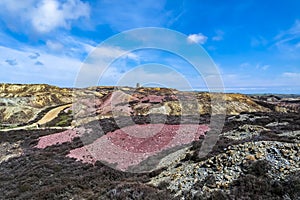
[0,0,300,94]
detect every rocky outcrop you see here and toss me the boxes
[252,94,300,113]
[0,84,73,125]
[0,140,23,164]
[149,141,300,198]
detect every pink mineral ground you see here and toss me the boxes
[35,127,86,149]
[67,124,209,171]
[140,95,165,103]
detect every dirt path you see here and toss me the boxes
[37,104,71,125]
[0,125,72,132]
[0,104,72,132]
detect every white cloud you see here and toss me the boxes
[0,0,178,34]
[274,20,300,57]
[187,33,208,44]
[0,0,90,33]
[88,46,139,65]
[93,0,169,31]
[74,45,140,87]
[92,46,133,59]
[275,20,300,41]
[256,64,270,71]
[212,30,224,41]
[0,45,81,86]
[43,35,96,58]
[31,0,64,33]
[251,36,267,47]
[31,0,90,33]
[240,62,270,71]
[212,36,222,41]
[261,65,269,70]
[282,72,300,78]
[240,62,251,68]
[46,40,64,51]
[0,0,36,12]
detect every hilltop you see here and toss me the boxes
[0,83,278,126]
[0,84,299,199]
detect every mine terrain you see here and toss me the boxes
[0,83,299,199]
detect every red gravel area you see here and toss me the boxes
[97,91,138,116]
[35,127,86,149]
[140,95,165,103]
[74,90,182,119]
[67,124,209,171]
